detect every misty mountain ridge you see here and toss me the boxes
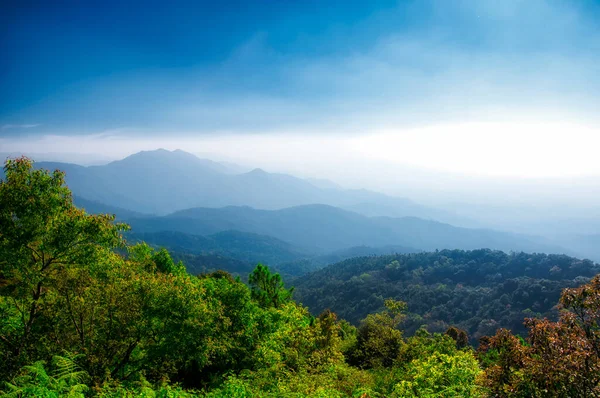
[31,148,469,226]
[73,196,149,220]
[71,184,571,272]
[3,148,596,260]
[126,203,569,256]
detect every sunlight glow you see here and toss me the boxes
[349,122,600,178]
[3,121,600,180]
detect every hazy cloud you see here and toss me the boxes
[1,124,40,130]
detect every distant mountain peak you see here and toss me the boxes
[247,168,269,176]
[136,148,194,158]
[110,149,213,168]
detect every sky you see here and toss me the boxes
[2,0,600,184]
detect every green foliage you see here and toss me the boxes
[348,299,407,369]
[293,250,599,343]
[0,157,129,378]
[249,263,294,308]
[4,352,89,397]
[391,350,483,397]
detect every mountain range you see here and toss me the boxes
[2,149,583,274]
[71,194,568,276]
[125,204,565,255]
[29,149,472,227]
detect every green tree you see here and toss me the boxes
[349,299,407,368]
[0,158,128,378]
[248,264,293,308]
[392,349,483,397]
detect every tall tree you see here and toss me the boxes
[349,299,407,368]
[248,263,293,308]
[0,158,128,377]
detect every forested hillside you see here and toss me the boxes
[294,250,599,343]
[4,158,600,397]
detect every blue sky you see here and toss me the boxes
[1,0,403,134]
[2,0,600,180]
[2,0,599,135]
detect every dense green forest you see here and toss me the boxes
[3,157,600,397]
[293,251,599,343]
